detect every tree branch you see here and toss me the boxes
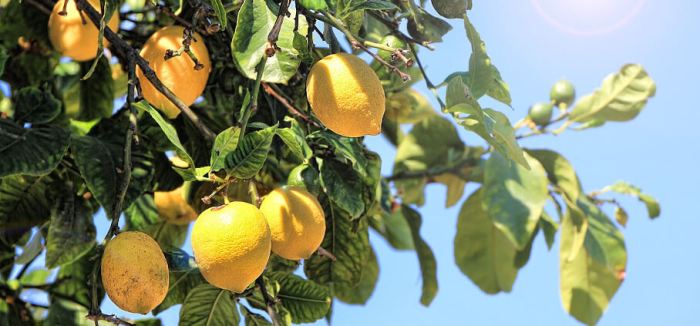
[255,277,281,326]
[73,0,216,140]
[261,82,319,126]
[265,0,291,57]
[85,314,134,326]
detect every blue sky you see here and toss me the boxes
[11,0,699,325]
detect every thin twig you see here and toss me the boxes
[239,56,268,142]
[261,83,318,126]
[86,314,135,326]
[73,0,216,140]
[385,158,477,181]
[255,277,281,326]
[265,0,291,57]
[408,44,446,109]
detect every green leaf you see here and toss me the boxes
[576,197,627,271]
[268,272,331,323]
[455,109,528,168]
[71,135,117,218]
[12,87,61,124]
[19,268,50,286]
[347,0,397,11]
[45,191,96,268]
[276,128,310,162]
[454,189,518,294]
[135,101,200,181]
[15,231,42,265]
[463,15,509,101]
[78,57,114,121]
[224,126,276,179]
[569,64,656,124]
[209,0,228,29]
[241,306,273,326]
[433,173,466,208]
[135,319,163,326]
[153,268,206,315]
[304,199,370,289]
[124,194,160,231]
[393,115,464,206]
[614,207,628,228]
[335,246,380,305]
[0,45,7,76]
[297,0,327,10]
[483,152,548,249]
[45,300,93,326]
[210,127,241,172]
[0,120,70,177]
[431,0,468,19]
[0,175,51,229]
[445,73,482,114]
[402,205,438,306]
[540,211,559,250]
[526,149,582,200]
[53,247,103,307]
[319,159,365,219]
[369,211,414,251]
[145,221,189,249]
[407,8,452,43]
[232,0,308,83]
[560,204,626,326]
[179,284,239,326]
[599,181,660,219]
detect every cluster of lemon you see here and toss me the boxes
[48,0,388,315]
[102,185,326,313]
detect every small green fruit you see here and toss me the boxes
[377,35,406,63]
[550,80,576,107]
[529,102,554,126]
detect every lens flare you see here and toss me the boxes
[531,0,647,36]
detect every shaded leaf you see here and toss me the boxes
[319,159,365,219]
[527,149,582,200]
[276,127,310,162]
[78,57,114,121]
[600,181,660,219]
[0,175,51,229]
[455,109,528,168]
[268,272,331,323]
[454,189,518,294]
[407,8,452,43]
[463,15,509,101]
[179,284,239,326]
[209,0,228,29]
[145,221,189,249]
[12,87,61,124]
[335,246,380,305]
[369,211,414,251]
[540,211,559,250]
[71,135,117,218]
[45,191,96,268]
[0,120,69,177]
[153,268,206,315]
[483,152,548,249]
[402,205,438,306]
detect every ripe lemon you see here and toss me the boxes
[137,25,211,119]
[191,202,271,292]
[101,231,168,314]
[306,53,385,137]
[48,0,120,61]
[154,185,197,225]
[260,186,326,260]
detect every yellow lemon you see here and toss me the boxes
[306,53,385,137]
[137,25,211,119]
[154,186,197,225]
[260,186,326,260]
[101,231,168,314]
[48,0,120,61]
[191,202,271,292]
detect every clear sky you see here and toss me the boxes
[15,0,699,325]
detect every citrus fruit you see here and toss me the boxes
[154,185,197,225]
[306,53,385,137]
[259,186,326,260]
[137,25,211,119]
[101,231,168,314]
[550,80,576,107]
[529,102,554,126]
[48,0,120,61]
[191,202,271,292]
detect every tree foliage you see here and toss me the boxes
[0,0,659,325]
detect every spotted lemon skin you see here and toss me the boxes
[48,0,120,61]
[306,53,385,137]
[192,202,271,293]
[260,186,326,260]
[137,25,211,119]
[101,231,169,314]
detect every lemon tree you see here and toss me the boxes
[0,0,660,325]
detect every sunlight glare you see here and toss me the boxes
[531,0,647,36]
